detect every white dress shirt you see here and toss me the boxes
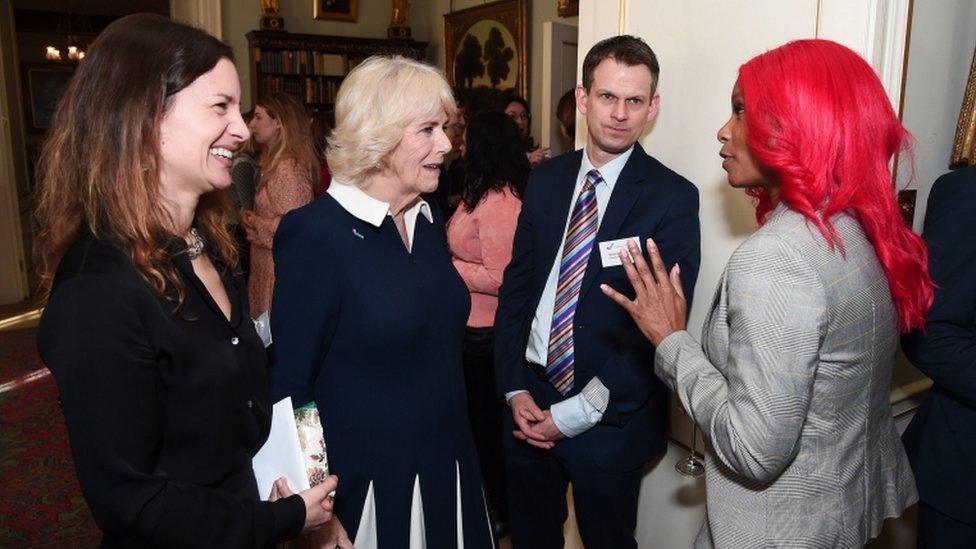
[328,181,432,251]
[508,145,634,437]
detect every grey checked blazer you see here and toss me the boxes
[656,204,917,548]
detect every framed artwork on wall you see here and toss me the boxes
[558,0,579,17]
[313,0,358,22]
[22,64,74,133]
[444,0,527,113]
[950,45,976,168]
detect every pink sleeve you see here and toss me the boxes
[451,190,522,295]
[251,160,314,249]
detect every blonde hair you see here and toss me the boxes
[254,92,319,190]
[327,56,456,186]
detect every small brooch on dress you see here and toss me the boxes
[352,228,365,239]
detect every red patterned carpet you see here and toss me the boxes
[0,328,101,547]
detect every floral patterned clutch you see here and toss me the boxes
[293,402,329,487]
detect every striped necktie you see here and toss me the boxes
[545,169,601,395]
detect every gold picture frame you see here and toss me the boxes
[558,0,579,17]
[22,64,75,133]
[444,0,528,113]
[313,0,358,22]
[950,46,976,169]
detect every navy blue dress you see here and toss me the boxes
[270,194,493,548]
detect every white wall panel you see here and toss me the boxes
[900,0,976,228]
[615,0,817,334]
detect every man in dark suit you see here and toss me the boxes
[902,164,976,547]
[494,35,700,548]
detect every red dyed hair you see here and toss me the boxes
[738,39,932,331]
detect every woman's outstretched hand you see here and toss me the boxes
[600,238,687,347]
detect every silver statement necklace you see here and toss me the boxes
[186,228,205,260]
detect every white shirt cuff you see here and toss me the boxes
[580,376,610,413]
[550,378,609,438]
[505,390,529,405]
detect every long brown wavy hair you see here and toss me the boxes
[34,14,240,307]
[254,92,318,192]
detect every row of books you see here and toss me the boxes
[259,75,340,105]
[258,50,351,76]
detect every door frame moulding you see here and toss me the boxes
[0,0,28,304]
[817,0,913,110]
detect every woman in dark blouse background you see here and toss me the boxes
[34,14,335,548]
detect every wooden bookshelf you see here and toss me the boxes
[245,30,428,118]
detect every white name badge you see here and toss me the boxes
[599,237,641,267]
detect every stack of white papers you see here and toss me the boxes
[252,397,310,500]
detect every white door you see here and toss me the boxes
[541,21,578,156]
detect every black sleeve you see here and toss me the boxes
[270,210,341,407]
[902,170,976,407]
[494,172,541,396]
[38,274,305,548]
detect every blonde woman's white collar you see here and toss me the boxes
[327,181,433,249]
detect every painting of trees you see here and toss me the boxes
[455,34,485,90]
[444,0,526,112]
[483,27,514,89]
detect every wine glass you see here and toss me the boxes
[675,423,705,477]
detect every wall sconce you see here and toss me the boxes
[45,46,62,61]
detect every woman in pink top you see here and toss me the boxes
[446,110,529,536]
[240,92,317,318]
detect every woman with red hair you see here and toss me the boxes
[603,39,932,547]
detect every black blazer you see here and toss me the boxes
[494,144,701,471]
[902,165,976,525]
[37,232,305,548]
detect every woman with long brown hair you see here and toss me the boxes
[241,92,317,319]
[34,14,335,547]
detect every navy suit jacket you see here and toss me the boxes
[902,165,976,525]
[494,144,701,472]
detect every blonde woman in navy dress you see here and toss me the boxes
[270,56,493,548]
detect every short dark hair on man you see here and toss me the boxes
[582,35,660,94]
